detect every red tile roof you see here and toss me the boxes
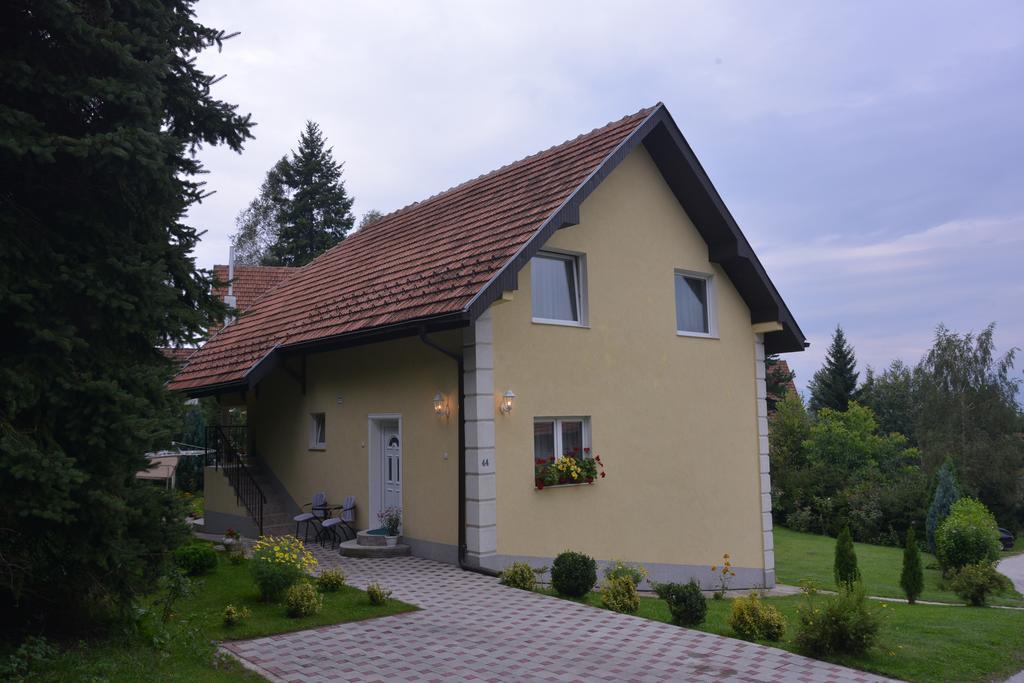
[169,106,659,392]
[160,347,196,366]
[768,359,798,402]
[212,264,297,312]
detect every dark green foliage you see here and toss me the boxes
[0,0,251,630]
[926,461,961,553]
[834,527,861,587]
[795,584,880,656]
[654,580,707,626]
[173,543,218,577]
[359,210,385,229]
[860,360,917,445]
[233,121,355,266]
[550,550,597,597]
[808,326,860,413]
[950,562,1011,606]
[900,528,924,604]
[935,497,1001,572]
[914,324,1024,529]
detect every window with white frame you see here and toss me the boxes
[531,251,585,325]
[310,412,326,449]
[533,417,590,462]
[675,271,716,336]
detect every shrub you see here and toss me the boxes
[654,580,707,626]
[603,559,648,587]
[794,583,880,656]
[317,569,347,593]
[551,551,597,597]
[173,542,218,576]
[900,527,924,604]
[499,562,536,591]
[600,576,639,614]
[250,535,316,601]
[833,527,860,588]
[950,562,1011,606]
[367,582,392,606]
[0,636,56,680]
[222,604,252,627]
[728,593,787,641]
[935,498,1001,573]
[228,551,245,565]
[285,581,323,618]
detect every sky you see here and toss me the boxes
[186,1,1024,395]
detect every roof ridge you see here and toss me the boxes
[358,104,659,233]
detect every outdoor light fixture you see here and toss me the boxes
[433,392,450,418]
[500,390,516,415]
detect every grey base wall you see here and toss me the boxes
[404,536,460,565]
[203,510,259,539]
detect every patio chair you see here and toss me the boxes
[294,491,328,542]
[320,496,357,548]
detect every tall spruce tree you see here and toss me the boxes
[926,461,961,553]
[233,121,355,266]
[0,1,251,629]
[808,325,860,413]
[766,354,795,411]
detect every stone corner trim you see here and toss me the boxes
[463,309,498,562]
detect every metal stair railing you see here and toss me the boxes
[205,425,265,536]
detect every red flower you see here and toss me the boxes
[586,477,593,484]
[584,447,591,453]
[600,471,606,478]
[595,455,601,462]
[537,482,544,490]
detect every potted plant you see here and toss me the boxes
[222,527,242,558]
[378,507,402,546]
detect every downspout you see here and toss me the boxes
[419,331,501,578]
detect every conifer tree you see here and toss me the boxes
[809,325,860,413]
[926,461,961,553]
[900,527,924,604]
[834,526,861,588]
[233,121,355,266]
[0,0,251,628]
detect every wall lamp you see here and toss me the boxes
[499,390,516,415]
[433,391,450,418]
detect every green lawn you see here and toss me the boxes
[18,550,415,681]
[538,588,1024,682]
[774,527,1024,607]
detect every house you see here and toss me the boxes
[169,103,805,588]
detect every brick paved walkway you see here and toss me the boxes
[222,549,891,682]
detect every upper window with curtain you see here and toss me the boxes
[675,271,716,337]
[531,251,585,325]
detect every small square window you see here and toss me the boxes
[675,272,715,336]
[310,413,326,449]
[533,417,591,463]
[531,252,584,325]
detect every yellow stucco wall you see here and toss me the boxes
[491,146,764,570]
[244,333,461,547]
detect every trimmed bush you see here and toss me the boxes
[654,580,707,626]
[603,559,648,587]
[900,528,924,604]
[222,604,252,627]
[833,527,860,588]
[173,543,218,576]
[728,593,787,641]
[499,562,537,591]
[600,576,639,614]
[935,498,1001,573]
[950,562,1011,606]
[551,551,597,598]
[795,583,880,656]
[284,581,323,618]
[317,569,347,593]
[367,582,392,606]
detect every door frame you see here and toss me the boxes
[368,414,402,526]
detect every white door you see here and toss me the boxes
[381,421,402,512]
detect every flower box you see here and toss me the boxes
[534,449,605,490]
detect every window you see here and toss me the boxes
[534,417,590,461]
[675,271,716,336]
[531,251,585,325]
[310,412,326,449]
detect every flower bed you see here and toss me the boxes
[535,449,605,489]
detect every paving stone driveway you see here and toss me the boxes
[222,549,891,682]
